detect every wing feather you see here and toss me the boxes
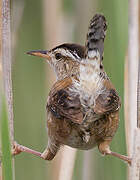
[47,77,83,124]
[94,89,121,114]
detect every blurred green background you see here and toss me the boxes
[12,0,128,179]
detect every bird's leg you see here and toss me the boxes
[107,151,132,165]
[12,140,60,161]
[98,140,132,165]
[12,141,42,158]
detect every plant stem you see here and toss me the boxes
[1,0,15,179]
[127,0,140,179]
[42,1,77,179]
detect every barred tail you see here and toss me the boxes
[85,14,107,60]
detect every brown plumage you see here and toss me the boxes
[13,14,131,164]
[45,77,121,160]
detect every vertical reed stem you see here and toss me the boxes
[126,0,140,179]
[1,0,15,179]
[42,1,77,179]
[127,0,139,156]
[0,0,2,179]
[2,0,14,142]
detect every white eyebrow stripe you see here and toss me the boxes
[55,48,81,60]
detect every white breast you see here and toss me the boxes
[73,57,104,107]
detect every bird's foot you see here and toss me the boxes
[98,141,132,165]
[12,141,42,158]
[12,141,57,161]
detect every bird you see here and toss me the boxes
[13,14,131,164]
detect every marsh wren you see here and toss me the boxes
[13,14,131,164]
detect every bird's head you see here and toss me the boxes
[27,43,85,80]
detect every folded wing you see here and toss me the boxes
[47,77,83,124]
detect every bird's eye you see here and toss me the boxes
[55,53,62,60]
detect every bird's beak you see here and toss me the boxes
[27,50,51,61]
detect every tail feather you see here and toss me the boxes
[85,14,107,60]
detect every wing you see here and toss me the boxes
[47,77,83,124]
[94,88,121,115]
